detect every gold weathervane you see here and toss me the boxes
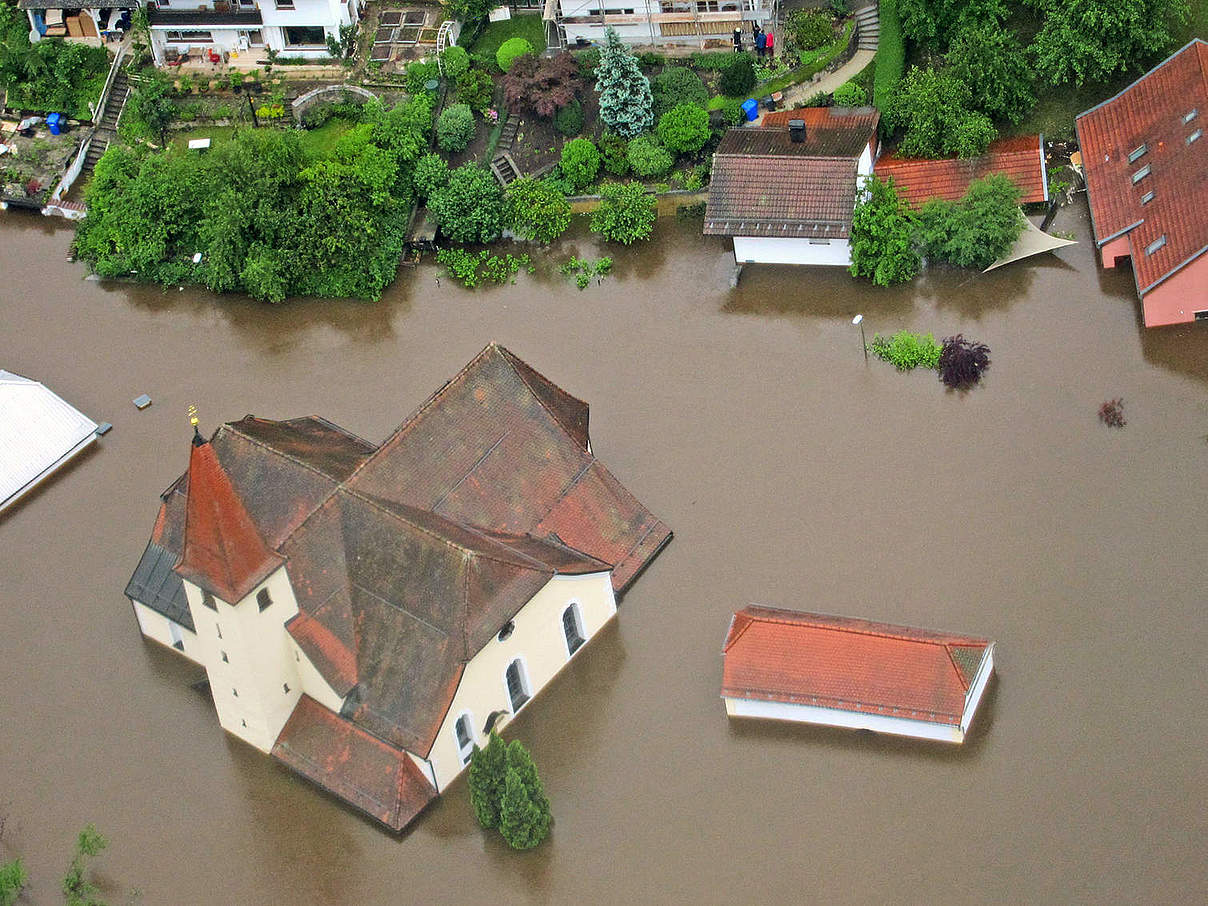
[188,405,199,428]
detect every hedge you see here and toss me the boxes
[874,0,905,111]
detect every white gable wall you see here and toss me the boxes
[724,696,967,743]
[131,599,204,665]
[733,236,852,266]
[285,635,348,715]
[426,571,617,791]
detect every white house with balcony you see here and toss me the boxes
[124,344,672,832]
[141,0,361,66]
[551,0,773,48]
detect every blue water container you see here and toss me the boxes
[46,112,63,135]
[741,99,759,122]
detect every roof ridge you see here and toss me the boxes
[739,606,988,647]
[494,345,589,451]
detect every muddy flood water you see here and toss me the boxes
[1,203,1206,905]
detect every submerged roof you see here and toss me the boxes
[272,695,437,832]
[132,345,671,761]
[874,135,1049,207]
[1075,39,1208,297]
[705,113,878,240]
[721,605,992,726]
[0,370,97,513]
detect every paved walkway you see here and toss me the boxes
[754,48,876,124]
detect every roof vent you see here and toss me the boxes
[788,119,805,143]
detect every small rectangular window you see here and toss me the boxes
[232,688,239,698]
[1188,129,1202,145]
[1127,144,1147,162]
[202,592,217,611]
[1131,164,1151,183]
[283,683,290,694]
[216,623,222,639]
[257,588,272,611]
[221,650,229,663]
[1145,235,1166,256]
[1184,108,1198,124]
[1141,190,1155,204]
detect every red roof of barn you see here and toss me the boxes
[874,135,1049,207]
[721,605,992,725]
[272,694,437,832]
[175,436,284,603]
[1075,39,1208,297]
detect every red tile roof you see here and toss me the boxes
[760,106,881,144]
[721,605,992,725]
[1076,39,1208,297]
[272,694,437,832]
[874,135,1049,207]
[705,111,879,239]
[175,436,284,603]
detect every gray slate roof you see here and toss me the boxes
[126,541,192,632]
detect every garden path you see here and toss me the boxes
[755,48,875,123]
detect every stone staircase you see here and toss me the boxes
[490,151,520,186]
[497,112,520,149]
[854,4,879,53]
[82,69,130,176]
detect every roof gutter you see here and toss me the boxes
[1138,244,1208,296]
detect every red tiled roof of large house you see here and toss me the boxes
[705,108,880,240]
[1075,39,1208,326]
[874,135,1049,207]
[721,605,995,743]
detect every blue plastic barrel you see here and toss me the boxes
[741,99,759,122]
[46,113,62,135]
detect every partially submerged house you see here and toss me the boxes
[125,344,672,831]
[874,135,1049,208]
[0,370,98,514]
[1076,39,1208,327]
[721,605,995,744]
[704,107,880,266]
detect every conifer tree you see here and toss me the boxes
[467,732,508,829]
[594,28,653,139]
[498,740,552,850]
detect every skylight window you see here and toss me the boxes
[1141,190,1155,204]
[1188,129,1202,145]
[1131,164,1151,184]
[1145,235,1167,256]
[1184,108,1198,124]
[1128,144,1148,162]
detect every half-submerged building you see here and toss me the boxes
[721,606,995,744]
[126,344,671,831]
[1076,39,1208,327]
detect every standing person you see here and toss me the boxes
[765,30,774,58]
[756,31,767,59]
[733,26,743,52]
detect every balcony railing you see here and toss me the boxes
[147,8,263,26]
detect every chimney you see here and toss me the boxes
[789,119,805,143]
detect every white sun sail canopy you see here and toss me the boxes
[0,370,98,513]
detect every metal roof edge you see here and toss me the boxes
[1095,219,1145,248]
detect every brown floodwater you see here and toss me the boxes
[1,204,1206,905]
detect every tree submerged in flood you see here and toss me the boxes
[937,334,991,389]
[467,732,552,850]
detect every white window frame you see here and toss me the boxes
[561,602,587,658]
[503,657,531,714]
[166,30,213,43]
[453,711,475,764]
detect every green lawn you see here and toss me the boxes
[170,119,354,157]
[468,13,547,65]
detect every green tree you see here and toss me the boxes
[883,66,996,158]
[849,176,919,286]
[915,173,1023,269]
[560,138,600,191]
[437,103,476,152]
[127,73,177,145]
[833,81,868,107]
[598,134,630,176]
[651,65,708,119]
[591,181,656,244]
[506,177,572,242]
[441,44,470,81]
[947,23,1035,124]
[429,162,505,242]
[467,731,508,829]
[595,28,653,138]
[626,134,673,178]
[0,859,27,906]
[498,740,552,850]
[62,824,107,906]
[442,0,499,24]
[496,37,534,73]
[413,152,450,199]
[656,103,709,155]
[1029,0,1190,86]
[240,245,290,303]
[719,56,756,97]
[898,0,1007,48]
[455,67,494,113]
